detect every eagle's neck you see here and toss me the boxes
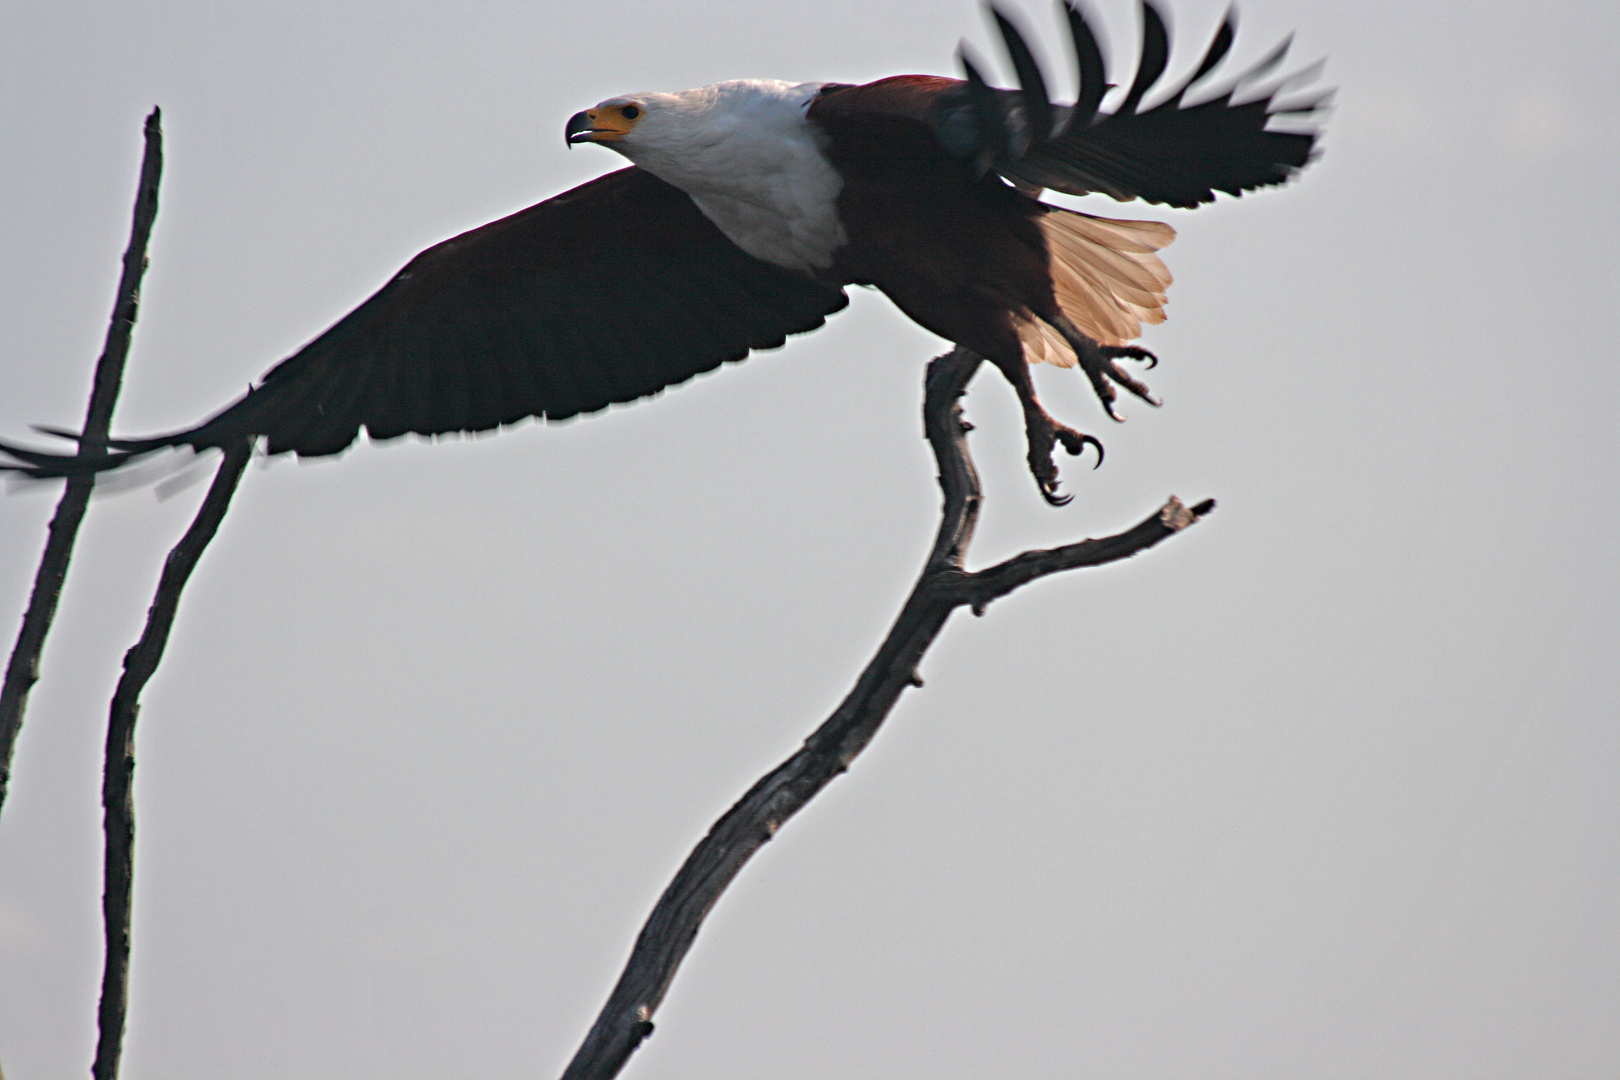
[613,80,847,274]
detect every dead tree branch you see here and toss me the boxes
[558,346,1214,1080]
[93,437,253,1080]
[0,107,163,816]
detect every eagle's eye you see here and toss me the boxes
[620,105,641,120]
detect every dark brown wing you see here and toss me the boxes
[944,1,1327,208]
[2,166,847,476]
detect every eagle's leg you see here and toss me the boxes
[1049,314,1163,421]
[987,351,1103,507]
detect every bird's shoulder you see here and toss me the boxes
[807,76,976,184]
[808,75,963,127]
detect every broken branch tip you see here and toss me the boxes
[1160,496,1217,531]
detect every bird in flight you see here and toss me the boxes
[2,1,1324,504]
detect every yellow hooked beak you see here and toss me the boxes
[565,104,642,146]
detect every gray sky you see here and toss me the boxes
[1,1,1616,1077]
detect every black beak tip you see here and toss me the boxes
[564,110,592,148]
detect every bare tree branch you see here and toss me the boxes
[558,346,1214,1080]
[0,107,163,816]
[93,437,253,1080]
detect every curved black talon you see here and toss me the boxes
[1075,353,1131,421]
[1103,344,1158,371]
[1025,410,1103,507]
[1026,424,1073,507]
[1102,359,1161,408]
[1053,426,1104,468]
[1028,448,1073,506]
[1041,483,1073,508]
[1045,314,1162,419]
[1091,386,1127,423]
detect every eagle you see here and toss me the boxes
[1,2,1324,504]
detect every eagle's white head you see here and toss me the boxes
[566,81,820,181]
[564,79,847,274]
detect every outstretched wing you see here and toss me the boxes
[2,166,848,477]
[943,0,1327,208]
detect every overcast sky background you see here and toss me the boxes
[1,1,1616,1077]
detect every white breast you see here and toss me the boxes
[610,81,847,275]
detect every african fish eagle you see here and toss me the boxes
[1,2,1325,503]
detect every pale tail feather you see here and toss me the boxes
[1018,209,1175,366]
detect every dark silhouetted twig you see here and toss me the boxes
[93,437,253,1080]
[559,346,1214,1080]
[0,107,164,816]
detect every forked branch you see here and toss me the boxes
[558,346,1214,1080]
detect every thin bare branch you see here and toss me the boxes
[0,107,163,816]
[558,346,1214,1080]
[957,494,1216,615]
[93,437,252,1080]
